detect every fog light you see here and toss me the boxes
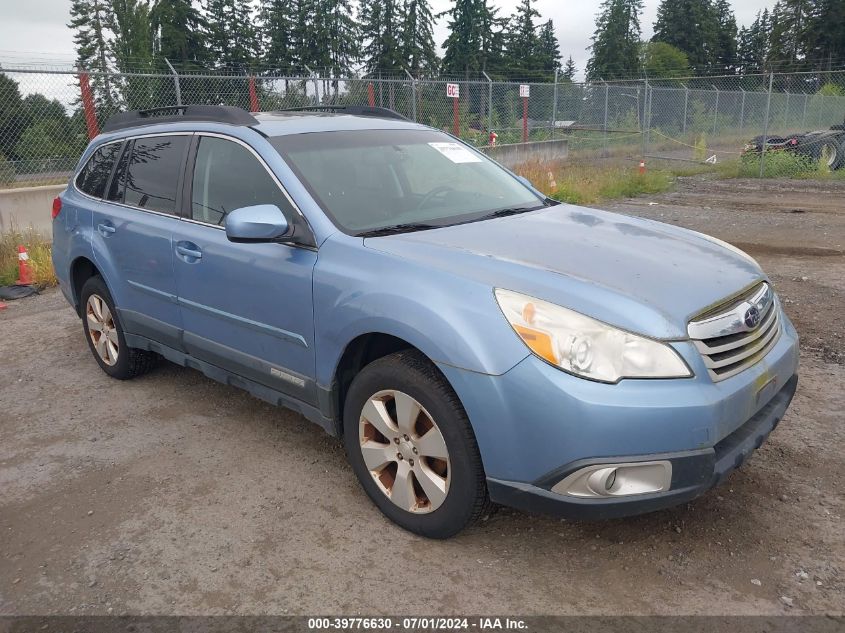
[605,468,617,491]
[552,460,672,498]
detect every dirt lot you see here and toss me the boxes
[1,176,843,616]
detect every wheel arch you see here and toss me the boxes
[69,256,102,316]
[328,332,458,437]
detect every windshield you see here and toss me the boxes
[270,129,545,235]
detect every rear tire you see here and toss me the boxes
[343,350,491,538]
[80,276,157,380]
[814,139,843,170]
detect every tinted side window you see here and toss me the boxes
[124,136,188,215]
[76,143,120,198]
[191,136,293,226]
[106,142,130,203]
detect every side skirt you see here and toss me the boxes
[124,332,338,437]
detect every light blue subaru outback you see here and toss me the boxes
[53,105,799,538]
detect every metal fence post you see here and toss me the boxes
[164,58,182,106]
[482,71,493,134]
[682,85,689,135]
[802,93,809,127]
[784,91,790,127]
[551,69,559,140]
[603,83,609,156]
[712,85,719,136]
[739,88,746,131]
[304,65,319,104]
[760,73,774,178]
[405,69,417,121]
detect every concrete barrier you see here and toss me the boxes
[480,139,569,169]
[0,184,65,236]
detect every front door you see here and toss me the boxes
[172,134,318,404]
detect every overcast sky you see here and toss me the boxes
[0,0,775,79]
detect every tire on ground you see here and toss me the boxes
[343,349,491,538]
[79,275,157,380]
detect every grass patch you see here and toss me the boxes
[516,160,675,205]
[0,228,57,287]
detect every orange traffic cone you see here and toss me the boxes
[16,245,34,286]
[639,159,646,175]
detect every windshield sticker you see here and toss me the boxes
[428,142,483,164]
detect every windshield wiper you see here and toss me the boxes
[356,222,439,238]
[478,204,548,220]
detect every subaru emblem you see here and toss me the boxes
[744,306,761,329]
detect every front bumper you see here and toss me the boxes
[436,310,799,520]
[486,374,797,520]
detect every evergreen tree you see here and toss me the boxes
[110,0,154,72]
[321,0,360,77]
[151,0,208,70]
[586,0,644,80]
[713,0,738,73]
[536,20,562,79]
[203,0,259,69]
[503,0,541,76]
[737,9,772,73]
[68,0,117,108]
[401,0,438,76]
[803,0,845,70]
[441,0,503,77]
[652,0,720,72]
[359,0,404,74]
[768,0,809,69]
[562,56,577,81]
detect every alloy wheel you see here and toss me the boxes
[86,294,119,366]
[358,389,450,514]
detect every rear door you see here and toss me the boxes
[91,134,190,349]
[171,133,318,404]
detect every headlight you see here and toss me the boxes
[495,289,692,383]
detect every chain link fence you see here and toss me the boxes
[1,66,844,186]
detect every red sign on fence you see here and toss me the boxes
[446,83,460,99]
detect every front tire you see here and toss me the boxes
[80,276,157,380]
[343,350,491,538]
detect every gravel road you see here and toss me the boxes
[1,176,842,616]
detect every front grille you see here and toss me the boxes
[688,283,783,382]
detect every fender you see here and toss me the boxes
[312,235,530,390]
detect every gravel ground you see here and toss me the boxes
[1,176,843,616]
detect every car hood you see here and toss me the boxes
[364,204,765,339]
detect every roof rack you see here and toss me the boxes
[274,105,409,121]
[102,105,259,133]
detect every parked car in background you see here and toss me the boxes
[53,105,799,538]
[745,118,845,169]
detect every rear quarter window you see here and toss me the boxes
[75,143,121,198]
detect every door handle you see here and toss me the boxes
[176,243,203,261]
[97,222,116,236]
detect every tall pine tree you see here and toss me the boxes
[151,0,208,70]
[359,0,404,75]
[652,0,720,72]
[535,20,562,80]
[441,0,502,77]
[586,0,644,80]
[401,0,438,76]
[713,0,738,73]
[503,0,541,77]
[68,0,117,108]
[258,0,301,73]
[562,56,577,81]
[203,0,258,69]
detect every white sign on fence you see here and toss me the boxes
[519,84,530,98]
[446,83,460,99]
